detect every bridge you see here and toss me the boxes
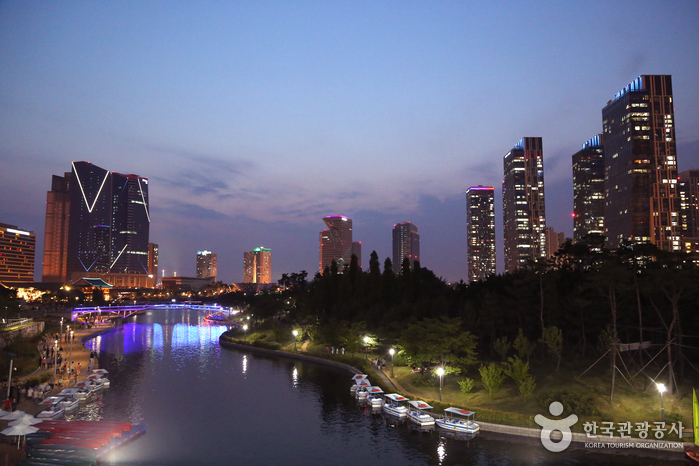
[71,304,240,322]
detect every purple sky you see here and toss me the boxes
[2,1,699,284]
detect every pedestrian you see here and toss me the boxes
[3,396,10,411]
[20,386,26,402]
[27,386,33,401]
[87,361,93,373]
[41,357,46,369]
[70,361,75,375]
[341,347,345,355]
[78,362,82,374]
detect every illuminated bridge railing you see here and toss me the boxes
[71,304,238,321]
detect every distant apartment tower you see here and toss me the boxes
[41,162,151,286]
[148,243,159,283]
[196,251,217,280]
[544,227,565,258]
[243,247,272,284]
[502,137,547,273]
[319,215,361,273]
[392,222,420,274]
[602,75,680,251]
[0,223,36,284]
[466,187,495,282]
[572,135,605,243]
[679,170,699,253]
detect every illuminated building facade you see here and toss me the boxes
[572,135,605,243]
[41,161,151,285]
[466,187,495,282]
[243,247,271,284]
[148,243,159,286]
[544,227,565,258]
[319,215,361,273]
[196,251,217,280]
[392,222,420,274]
[602,75,680,251]
[679,170,699,254]
[0,223,36,284]
[502,137,547,273]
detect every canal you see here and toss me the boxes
[67,308,683,465]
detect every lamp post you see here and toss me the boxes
[243,324,248,341]
[53,339,58,379]
[60,317,64,343]
[389,348,395,377]
[656,382,666,422]
[363,336,370,359]
[69,330,74,377]
[437,367,444,402]
[292,330,298,352]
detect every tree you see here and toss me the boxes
[513,329,536,364]
[397,317,477,371]
[502,356,530,385]
[479,363,505,397]
[540,326,563,372]
[493,336,510,361]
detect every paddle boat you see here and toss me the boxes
[407,400,435,426]
[382,393,409,418]
[40,396,64,407]
[75,380,103,393]
[37,403,65,419]
[58,397,80,411]
[350,378,370,394]
[435,407,480,434]
[365,386,384,408]
[86,373,110,387]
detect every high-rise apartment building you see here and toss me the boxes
[502,137,547,273]
[678,170,699,254]
[243,247,271,284]
[392,222,420,274]
[42,162,151,286]
[572,135,605,243]
[0,223,36,284]
[319,215,361,273]
[196,251,217,280]
[602,75,680,251]
[544,227,565,258]
[466,187,495,282]
[148,243,159,283]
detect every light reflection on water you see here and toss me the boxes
[78,309,684,466]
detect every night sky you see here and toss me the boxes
[2,1,699,284]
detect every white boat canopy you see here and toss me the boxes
[385,393,409,402]
[351,374,368,380]
[367,386,384,394]
[354,379,371,387]
[39,396,64,406]
[444,407,475,417]
[93,369,109,374]
[57,388,79,397]
[408,400,433,410]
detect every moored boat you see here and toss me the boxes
[382,393,408,418]
[37,404,65,419]
[365,386,384,407]
[435,407,480,434]
[407,400,435,426]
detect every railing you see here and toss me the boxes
[71,304,239,321]
[0,317,33,331]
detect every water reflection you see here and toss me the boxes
[437,439,446,465]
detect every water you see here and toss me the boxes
[69,308,683,465]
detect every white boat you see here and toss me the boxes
[87,373,110,387]
[382,393,408,418]
[75,380,103,392]
[58,397,79,411]
[407,400,435,426]
[350,379,370,393]
[92,369,108,375]
[365,386,384,407]
[39,396,64,407]
[37,404,64,419]
[435,407,480,434]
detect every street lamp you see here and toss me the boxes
[243,324,248,341]
[53,339,58,380]
[437,367,445,402]
[292,330,299,352]
[656,382,666,422]
[60,318,64,343]
[389,348,395,377]
[69,330,74,378]
[363,336,370,359]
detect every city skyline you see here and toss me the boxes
[2,2,699,283]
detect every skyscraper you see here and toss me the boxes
[466,186,495,282]
[196,251,217,280]
[572,135,605,243]
[602,75,680,251]
[679,170,699,250]
[243,247,271,284]
[0,223,36,284]
[544,227,565,258]
[42,162,151,286]
[319,215,361,273]
[392,222,420,274]
[502,137,546,273]
[148,243,159,284]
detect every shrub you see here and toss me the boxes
[479,363,505,397]
[458,377,475,394]
[502,356,530,385]
[412,372,434,387]
[539,390,599,416]
[392,351,411,367]
[493,336,510,361]
[518,375,536,400]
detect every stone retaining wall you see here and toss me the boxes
[0,321,45,347]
